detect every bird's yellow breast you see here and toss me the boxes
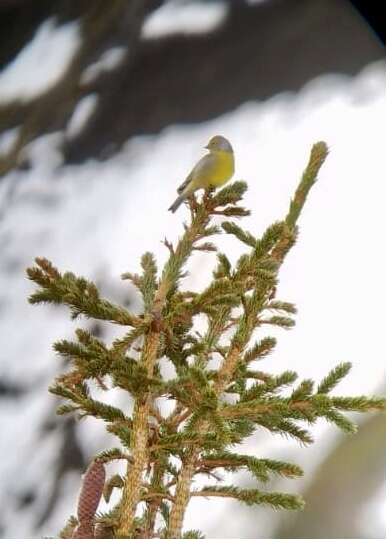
[192,150,234,190]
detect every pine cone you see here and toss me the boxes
[71,522,94,539]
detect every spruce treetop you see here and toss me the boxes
[27,141,386,539]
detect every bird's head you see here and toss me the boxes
[205,135,233,154]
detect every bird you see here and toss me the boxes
[168,135,235,213]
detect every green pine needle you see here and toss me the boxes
[193,485,304,510]
[183,531,206,539]
[221,221,256,247]
[317,362,352,394]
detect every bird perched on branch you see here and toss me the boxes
[168,135,235,213]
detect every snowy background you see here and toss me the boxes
[0,1,385,538]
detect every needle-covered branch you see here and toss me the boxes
[26,142,386,539]
[191,485,304,511]
[27,257,141,327]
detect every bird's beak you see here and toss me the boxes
[204,144,210,149]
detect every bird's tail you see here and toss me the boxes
[168,192,187,213]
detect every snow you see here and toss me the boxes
[142,0,229,38]
[65,94,98,138]
[0,127,20,156]
[1,10,386,538]
[0,17,80,103]
[80,47,126,86]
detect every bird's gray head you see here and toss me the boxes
[205,135,233,153]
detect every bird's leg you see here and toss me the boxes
[202,187,215,211]
[203,187,215,202]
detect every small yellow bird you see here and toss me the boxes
[168,135,235,213]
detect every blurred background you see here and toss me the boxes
[0,1,385,537]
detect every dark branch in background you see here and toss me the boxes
[0,0,162,70]
[0,0,384,174]
[0,0,158,175]
[36,417,86,529]
[0,0,52,70]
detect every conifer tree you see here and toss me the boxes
[27,142,386,539]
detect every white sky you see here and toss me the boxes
[1,6,386,539]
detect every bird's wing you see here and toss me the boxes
[176,173,192,194]
[176,154,216,194]
[192,154,216,180]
